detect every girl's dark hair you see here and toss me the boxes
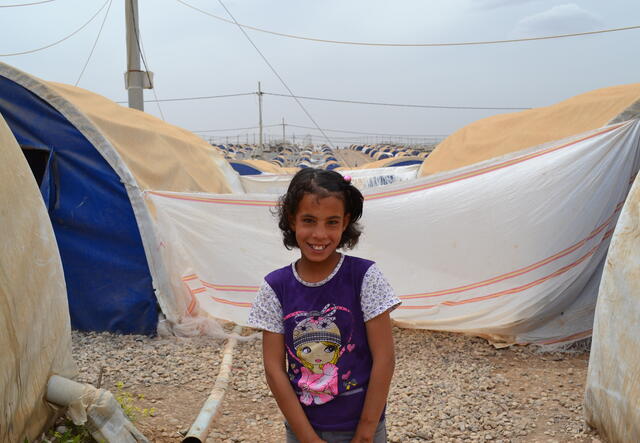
[277,168,364,250]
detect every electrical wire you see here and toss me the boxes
[175,0,640,47]
[192,123,280,133]
[0,0,109,56]
[264,92,530,110]
[127,0,165,120]
[216,0,335,148]
[0,0,55,7]
[115,92,256,104]
[75,0,112,86]
[285,123,448,137]
[114,89,529,110]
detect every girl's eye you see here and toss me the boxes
[324,345,336,353]
[302,347,311,354]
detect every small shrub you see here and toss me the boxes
[113,382,156,422]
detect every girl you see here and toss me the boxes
[248,168,401,443]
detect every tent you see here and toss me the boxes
[229,159,285,175]
[420,83,640,176]
[0,111,76,442]
[0,62,239,334]
[584,171,640,442]
[357,156,424,169]
[146,86,640,345]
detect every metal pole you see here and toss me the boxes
[125,0,144,111]
[282,117,285,144]
[258,81,263,155]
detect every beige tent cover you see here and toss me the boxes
[357,156,424,170]
[420,83,640,176]
[239,159,286,174]
[0,113,76,443]
[49,82,233,193]
[584,171,640,442]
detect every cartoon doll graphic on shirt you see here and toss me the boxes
[291,304,346,406]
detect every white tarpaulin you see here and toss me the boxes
[145,121,640,345]
[239,165,421,194]
[584,169,640,442]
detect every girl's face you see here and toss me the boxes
[291,193,349,265]
[298,341,339,366]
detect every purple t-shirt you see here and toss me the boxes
[249,254,401,431]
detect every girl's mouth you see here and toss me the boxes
[315,359,322,363]
[308,244,328,251]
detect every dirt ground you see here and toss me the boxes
[108,330,600,443]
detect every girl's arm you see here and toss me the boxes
[351,311,395,443]
[263,330,326,443]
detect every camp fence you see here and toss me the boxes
[146,120,640,345]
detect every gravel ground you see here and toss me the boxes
[68,328,603,442]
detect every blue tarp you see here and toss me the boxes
[0,76,157,334]
[229,161,263,175]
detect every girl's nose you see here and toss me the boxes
[312,226,327,238]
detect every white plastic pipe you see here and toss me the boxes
[46,375,86,406]
[182,325,243,443]
[46,375,149,443]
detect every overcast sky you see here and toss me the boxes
[1,0,638,146]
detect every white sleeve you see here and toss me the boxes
[247,281,284,333]
[360,264,402,322]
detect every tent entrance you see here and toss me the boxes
[20,146,50,187]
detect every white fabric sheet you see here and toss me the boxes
[145,121,640,344]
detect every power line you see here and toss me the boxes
[192,123,280,133]
[0,0,55,7]
[75,0,113,86]
[116,90,528,110]
[175,0,640,47]
[192,122,447,139]
[0,0,110,56]
[264,92,530,110]
[216,0,335,148]
[128,0,165,120]
[285,123,448,137]
[115,92,255,104]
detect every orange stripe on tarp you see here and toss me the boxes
[535,329,592,345]
[147,190,277,207]
[400,202,623,300]
[182,274,198,282]
[366,124,625,201]
[201,280,260,292]
[210,295,253,308]
[398,230,613,310]
[182,280,201,314]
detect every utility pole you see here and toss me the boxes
[257,81,264,156]
[282,117,286,144]
[124,0,152,111]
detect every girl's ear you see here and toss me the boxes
[342,213,351,232]
[289,214,296,232]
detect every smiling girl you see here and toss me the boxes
[248,168,401,443]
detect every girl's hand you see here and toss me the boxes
[350,433,374,443]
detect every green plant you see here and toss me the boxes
[113,382,156,422]
[46,418,94,443]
